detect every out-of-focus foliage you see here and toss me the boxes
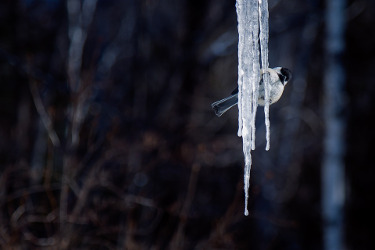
[0,0,374,249]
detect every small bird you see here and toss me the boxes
[211,67,292,117]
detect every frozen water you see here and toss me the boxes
[258,0,271,151]
[236,0,269,215]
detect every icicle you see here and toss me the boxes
[258,0,271,150]
[236,0,269,215]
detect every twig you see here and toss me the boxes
[169,163,201,249]
[29,80,61,147]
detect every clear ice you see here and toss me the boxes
[236,0,270,216]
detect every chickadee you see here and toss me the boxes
[211,67,292,117]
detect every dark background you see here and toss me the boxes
[0,0,374,249]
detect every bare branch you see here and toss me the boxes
[29,81,61,147]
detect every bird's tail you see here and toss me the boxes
[211,94,238,117]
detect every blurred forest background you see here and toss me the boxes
[0,0,375,249]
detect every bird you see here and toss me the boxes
[211,67,292,117]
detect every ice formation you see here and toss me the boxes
[236,0,270,216]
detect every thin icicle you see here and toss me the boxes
[236,0,244,137]
[258,0,271,150]
[243,148,252,216]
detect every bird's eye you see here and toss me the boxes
[278,73,286,83]
[280,68,292,82]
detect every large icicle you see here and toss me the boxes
[236,0,270,215]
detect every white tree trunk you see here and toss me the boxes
[322,0,346,249]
